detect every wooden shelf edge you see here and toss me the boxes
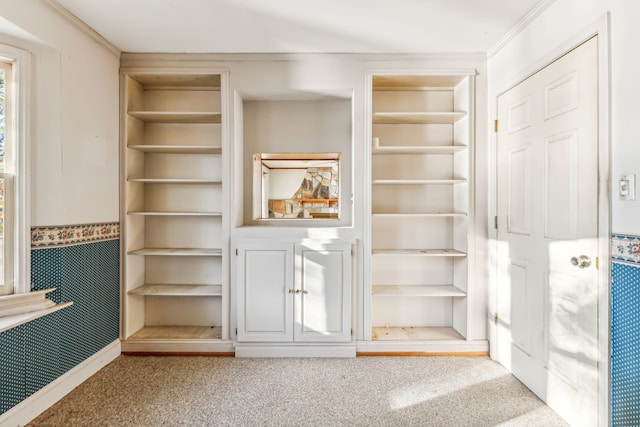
[372,146,467,155]
[372,285,466,297]
[372,179,467,185]
[127,248,223,256]
[127,211,222,216]
[372,111,468,125]
[129,284,222,296]
[127,111,222,124]
[127,179,222,184]
[372,249,467,257]
[127,145,222,154]
[372,213,467,217]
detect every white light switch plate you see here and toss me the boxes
[619,174,636,200]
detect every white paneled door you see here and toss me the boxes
[496,37,599,426]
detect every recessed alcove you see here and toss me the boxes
[239,93,353,227]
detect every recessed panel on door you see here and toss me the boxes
[507,97,531,133]
[547,269,581,388]
[510,260,531,355]
[242,249,292,341]
[544,131,578,239]
[295,242,351,342]
[507,144,531,235]
[544,72,578,120]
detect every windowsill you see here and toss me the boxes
[0,288,73,333]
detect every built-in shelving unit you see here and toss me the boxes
[368,73,473,348]
[121,71,229,352]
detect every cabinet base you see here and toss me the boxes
[235,344,356,358]
[356,340,489,355]
[121,339,235,354]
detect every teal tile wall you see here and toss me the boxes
[0,239,119,415]
[0,326,26,412]
[611,233,640,426]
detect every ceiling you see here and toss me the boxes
[52,0,547,54]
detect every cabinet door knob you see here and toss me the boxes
[287,289,295,294]
[294,289,308,294]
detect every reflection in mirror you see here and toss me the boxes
[253,153,340,220]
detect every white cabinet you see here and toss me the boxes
[368,74,475,347]
[121,71,230,352]
[236,240,352,344]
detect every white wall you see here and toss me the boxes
[0,0,120,226]
[242,99,352,226]
[268,169,307,199]
[488,0,640,235]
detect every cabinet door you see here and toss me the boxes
[294,242,352,342]
[237,242,294,342]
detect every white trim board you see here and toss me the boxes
[0,340,121,427]
[486,0,558,59]
[43,0,121,57]
[235,344,356,358]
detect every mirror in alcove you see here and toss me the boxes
[253,153,340,220]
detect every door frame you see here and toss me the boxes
[488,15,611,426]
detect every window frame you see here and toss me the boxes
[0,44,29,297]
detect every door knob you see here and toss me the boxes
[570,255,591,268]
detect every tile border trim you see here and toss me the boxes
[31,222,119,249]
[612,233,640,265]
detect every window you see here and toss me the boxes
[0,60,13,295]
[252,153,341,221]
[0,45,28,297]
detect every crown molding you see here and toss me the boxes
[487,0,557,59]
[42,0,121,57]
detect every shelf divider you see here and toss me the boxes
[129,284,222,296]
[128,248,223,257]
[372,285,466,297]
[128,145,222,154]
[373,111,467,125]
[128,111,221,124]
[372,249,467,257]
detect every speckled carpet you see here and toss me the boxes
[28,355,568,426]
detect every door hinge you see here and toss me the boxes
[235,249,238,256]
[596,257,600,270]
[494,119,499,133]
[494,216,498,230]
[493,312,499,326]
[351,328,353,336]
[235,328,237,336]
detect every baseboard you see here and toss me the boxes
[356,340,489,354]
[121,351,235,357]
[121,339,235,354]
[0,339,121,427]
[356,351,489,357]
[235,344,356,358]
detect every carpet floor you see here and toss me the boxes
[28,355,569,426]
